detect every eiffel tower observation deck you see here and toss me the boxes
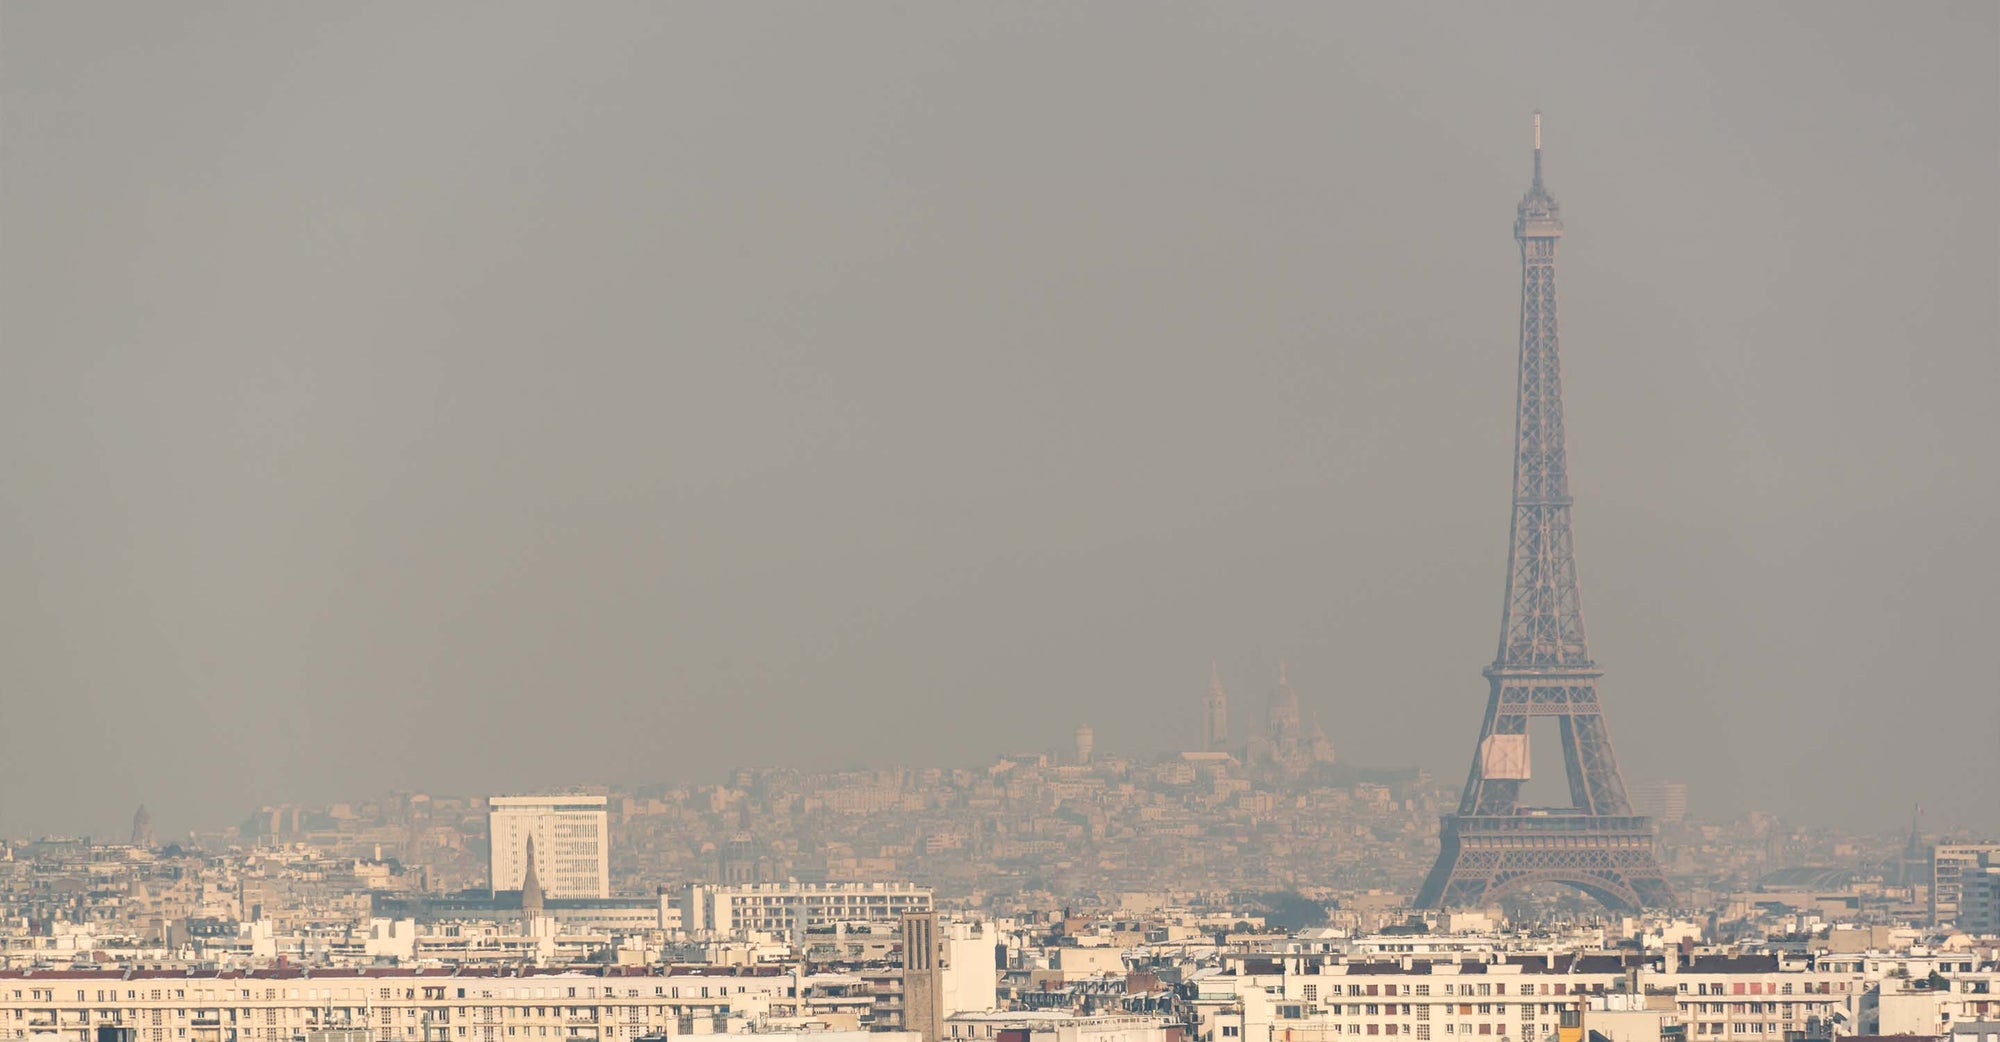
[1415,113,1676,913]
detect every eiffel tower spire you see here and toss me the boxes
[1416,114,1675,912]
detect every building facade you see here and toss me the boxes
[1188,950,1877,1042]
[1626,784,1689,825]
[488,796,611,901]
[1934,845,2000,927]
[680,883,933,937]
[1960,857,2000,936]
[0,967,790,1042]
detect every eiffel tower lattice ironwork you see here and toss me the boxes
[1415,113,1675,912]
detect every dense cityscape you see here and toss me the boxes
[5,11,1994,1042]
[7,107,1997,1042]
[4,700,1996,1042]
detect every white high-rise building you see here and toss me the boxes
[1934,843,2000,926]
[488,794,610,899]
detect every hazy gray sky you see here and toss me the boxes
[3,3,1995,840]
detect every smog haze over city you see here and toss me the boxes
[2,1,1995,845]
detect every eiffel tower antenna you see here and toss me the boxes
[1415,113,1676,912]
[1532,109,1543,188]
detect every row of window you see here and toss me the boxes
[4,984,763,1005]
[1679,1002,1829,1016]
[1298,982,1581,1000]
[1281,1003,1555,1018]
[1686,982,1844,996]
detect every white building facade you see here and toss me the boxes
[681,883,933,937]
[488,795,611,900]
[0,966,790,1042]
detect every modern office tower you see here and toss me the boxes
[1627,781,1689,823]
[487,794,610,899]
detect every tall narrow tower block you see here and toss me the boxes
[1415,115,1675,912]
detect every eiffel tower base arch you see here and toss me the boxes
[1416,814,1675,913]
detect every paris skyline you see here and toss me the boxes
[2,2,1995,840]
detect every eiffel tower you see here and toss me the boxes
[1415,114,1675,912]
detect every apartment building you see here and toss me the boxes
[1189,952,1639,1042]
[1874,972,2000,1036]
[902,916,997,1042]
[945,1012,1181,1042]
[1935,846,2000,927]
[1639,954,1860,1042]
[1187,949,1892,1042]
[1953,855,2000,936]
[0,966,788,1042]
[680,883,932,937]
[488,797,611,901]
